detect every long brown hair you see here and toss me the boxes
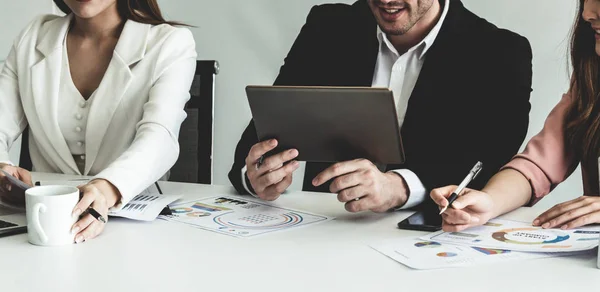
[53,0,186,26]
[566,0,600,164]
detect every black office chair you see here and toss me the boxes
[18,60,219,185]
[169,60,218,184]
[19,128,33,171]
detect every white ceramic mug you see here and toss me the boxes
[25,185,80,246]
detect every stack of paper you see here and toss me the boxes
[420,219,600,252]
[371,237,585,270]
[371,219,600,270]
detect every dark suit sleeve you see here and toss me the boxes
[408,34,533,209]
[228,6,326,194]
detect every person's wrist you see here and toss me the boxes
[90,179,121,208]
[385,171,409,208]
[479,188,500,218]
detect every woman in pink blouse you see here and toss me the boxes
[431,0,600,232]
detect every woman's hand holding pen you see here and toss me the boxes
[430,186,495,232]
[71,179,120,243]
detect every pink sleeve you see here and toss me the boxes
[501,93,579,206]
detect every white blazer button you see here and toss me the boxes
[80,155,86,160]
[79,101,87,108]
[75,127,82,132]
[77,141,83,147]
[75,114,83,120]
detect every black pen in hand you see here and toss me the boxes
[88,207,107,223]
[439,161,483,215]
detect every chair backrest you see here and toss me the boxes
[169,60,218,184]
[19,127,32,171]
[18,60,219,185]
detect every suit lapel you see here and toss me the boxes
[390,0,465,172]
[351,0,379,87]
[31,15,80,174]
[353,35,379,87]
[84,20,150,174]
[402,0,463,125]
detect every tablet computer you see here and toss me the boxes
[246,86,405,164]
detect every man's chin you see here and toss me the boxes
[378,25,408,36]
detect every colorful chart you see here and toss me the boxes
[422,219,600,253]
[484,222,503,227]
[414,241,441,248]
[451,232,478,238]
[577,238,598,241]
[187,212,211,218]
[371,237,573,270]
[492,228,570,245]
[472,247,511,255]
[192,203,230,212]
[161,196,331,238]
[213,212,304,230]
[171,207,193,214]
[436,252,458,258]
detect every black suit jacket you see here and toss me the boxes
[229,0,532,210]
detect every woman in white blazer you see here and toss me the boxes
[0,0,197,243]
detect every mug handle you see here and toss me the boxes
[32,203,48,244]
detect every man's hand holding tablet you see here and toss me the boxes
[245,139,300,201]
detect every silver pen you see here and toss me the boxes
[439,161,483,215]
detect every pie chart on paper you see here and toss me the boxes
[436,252,458,258]
[492,228,571,245]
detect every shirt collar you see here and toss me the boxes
[376,0,450,60]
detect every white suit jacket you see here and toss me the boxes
[0,14,197,207]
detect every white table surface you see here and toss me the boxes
[1,172,599,292]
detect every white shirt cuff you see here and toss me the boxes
[391,169,427,210]
[241,165,259,198]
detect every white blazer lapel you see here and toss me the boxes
[84,20,150,174]
[31,15,80,174]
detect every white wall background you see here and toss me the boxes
[0,0,56,166]
[1,0,583,209]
